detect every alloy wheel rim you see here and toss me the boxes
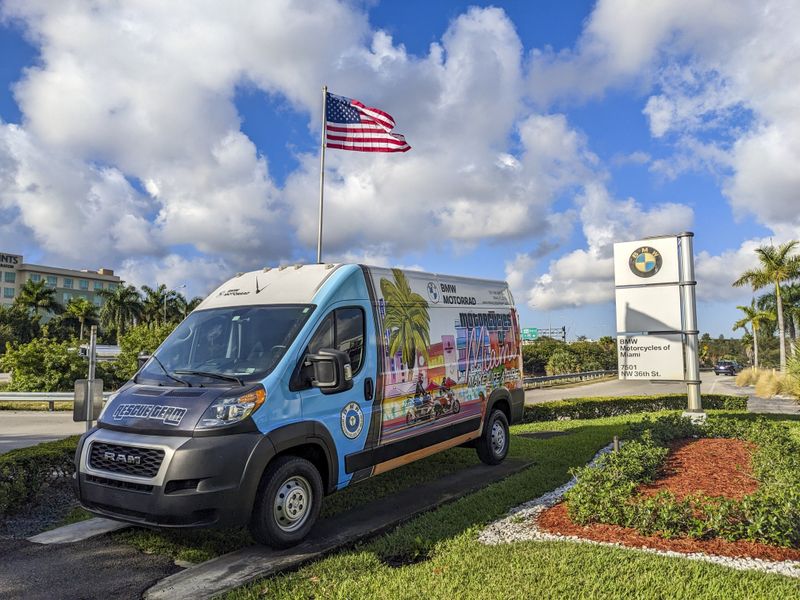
[273,475,312,533]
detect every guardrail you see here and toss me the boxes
[524,370,617,389]
[0,391,113,411]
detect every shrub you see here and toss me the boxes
[522,394,747,422]
[112,323,175,383]
[0,337,117,392]
[0,436,79,516]
[754,370,783,398]
[735,368,758,387]
[566,415,800,548]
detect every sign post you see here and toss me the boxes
[73,325,104,428]
[613,232,703,420]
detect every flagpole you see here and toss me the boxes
[317,85,327,264]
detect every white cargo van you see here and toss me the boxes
[75,264,524,547]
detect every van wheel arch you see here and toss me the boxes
[263,422,339,495]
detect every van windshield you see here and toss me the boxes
[137,305,314,386]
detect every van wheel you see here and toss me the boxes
[249,456,323,549]
[476,409,509,465]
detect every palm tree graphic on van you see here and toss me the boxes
[380,269,430,372]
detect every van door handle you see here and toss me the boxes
[364,377,374,401]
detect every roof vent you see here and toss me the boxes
[293,264,303,270]
[278,265,289,271]
[262,267,272,272]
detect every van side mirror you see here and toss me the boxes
[306,349,353,395]
[137,353,151,370]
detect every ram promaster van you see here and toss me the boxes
[75,264,524,548]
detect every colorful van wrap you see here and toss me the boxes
[75,263,524,545]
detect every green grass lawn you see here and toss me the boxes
[219,411,800,599]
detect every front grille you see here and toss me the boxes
[85,474,153,493]
[89,442,164,478]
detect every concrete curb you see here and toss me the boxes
[27,517,130,544]
[145,459,533,600]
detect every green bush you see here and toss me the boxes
[523,394,747,422]
[0,338,116,392]
[0,436,79,516]
[113,323,175,382]
[566,415,800,548]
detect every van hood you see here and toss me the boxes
[98,384,236,435]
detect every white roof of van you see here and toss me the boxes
[197,264,343,309]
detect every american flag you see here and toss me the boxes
[325,92,410,153]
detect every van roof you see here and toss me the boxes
[197,263,511,310]
[197,264,344,310]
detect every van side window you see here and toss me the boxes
[307,314,334,355]
[295,307,365,390]
[335,308,364,373]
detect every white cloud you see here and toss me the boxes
[529,0,800,238]
[528,183,694,310]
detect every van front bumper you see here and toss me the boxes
[75,428,273,528]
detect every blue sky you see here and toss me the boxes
[1,0,797,339]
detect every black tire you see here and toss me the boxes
[476,409,509,465]
[249,455,323,549]
[452,398,460,414]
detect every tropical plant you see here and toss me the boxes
[140,284,187,325]
[14,279,62,319]
[379,269,430,372]
[734,240,800,371]
[0,304,40,352]
[733,300,773,368]
[98,284,143,343]
[64,298,98,341]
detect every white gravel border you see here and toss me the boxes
[479,444,800,579]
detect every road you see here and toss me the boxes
[524,372,740,404]
[0,411,87,454]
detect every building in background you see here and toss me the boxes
[0,252,121,311]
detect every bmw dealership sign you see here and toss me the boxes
[613,233,703,413]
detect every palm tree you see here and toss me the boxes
[734,240,800,372]
[15,279,63,319]
[65,297,98,341]
[733,300,773,369]
[379,269,430,372]
[98,284,143,343]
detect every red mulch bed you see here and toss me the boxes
[538,438,800,563]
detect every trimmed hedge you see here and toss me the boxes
[523,394,747,422]
[567,415,800,547]
[0,436,78,516]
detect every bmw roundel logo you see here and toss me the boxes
[341,402,364,439]
[427,281,440,304]
[629,246,663,278]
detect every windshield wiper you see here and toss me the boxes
[174,370,244,386]
[142,355,191,387]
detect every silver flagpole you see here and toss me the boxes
[317,85,327,264]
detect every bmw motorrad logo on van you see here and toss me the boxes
[341,402,363,439]
[427,282,440,304]
[629,246,663,278]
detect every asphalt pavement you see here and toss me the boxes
[0,411,87,454]
[524,372,741,404]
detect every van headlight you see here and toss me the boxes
[197,385,266,429]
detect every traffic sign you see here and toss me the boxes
[521,327,538,341]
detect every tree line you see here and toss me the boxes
[732,240,800,372]
[0,279,203,351]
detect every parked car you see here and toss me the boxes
[713,360,741,376]
[74,264,525,548]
